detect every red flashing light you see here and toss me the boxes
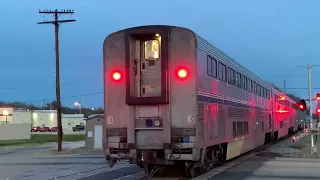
[177,68,188,79]
[112,72,121,81]
[299,104,304,109]
[316,93,320,101]
[278,96,285,101]
[316,108,320,114]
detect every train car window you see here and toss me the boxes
[274,95,277,103]
[244,121,249,134]
[243,76,248,90]
[227,67,235,85]
[248,79,252,92]
[253,82,256,94]
[263,88,267,98]
[233,122,237,137]
[261,121,264,132]
[235,72,241,88]
[237,121,244,135]
[266,90,270,99]
[269,115,272,129]
[280,121,284,128]
[144,40,160,60]
[218,62,227,82]
[256,84,260,95]
[207,56,217,78]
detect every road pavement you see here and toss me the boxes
[193,153,320,180]
[0,141,142,180]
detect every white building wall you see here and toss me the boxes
[0,107,14,124]
[0,108,85,130]
[62,114,84,132]
[31,110,57,127]
[13,110,32,124]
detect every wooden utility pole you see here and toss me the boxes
[38,9,76,151]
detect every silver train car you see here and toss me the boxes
[103,25,305,177]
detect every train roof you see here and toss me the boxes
[105,25,277,90]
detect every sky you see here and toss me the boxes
[0,0,320,110]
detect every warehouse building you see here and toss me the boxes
[0,107,84,131]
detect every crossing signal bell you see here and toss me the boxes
[297,99,306,112]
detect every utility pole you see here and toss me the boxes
[296,64,319,154]
[38,9,75,151]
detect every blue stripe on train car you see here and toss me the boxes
[197,95,269,111]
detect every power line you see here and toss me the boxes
[22,91,103,104]
[0,80,79,90]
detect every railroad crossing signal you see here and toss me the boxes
[316,108,320,114]
[297,99,307,112]
[316,93,320,101]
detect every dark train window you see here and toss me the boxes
[218,62,227,82]
[280,121,284,128]
[263,88,267,98]
[233,122,237,137]
[267,90,270,99]
[253,82,256,94]
[256,84,260,96]
[242,76,248,90]
[248,79,252,92]
[227,67,235,85]
[235,72,241,88]
[261,121,264,132]
[237,121,244,136]
[207,56,217,78]
[244,121,249,134]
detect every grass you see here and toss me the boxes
[0,134,85,147]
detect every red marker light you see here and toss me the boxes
[316,108,320,114]
[177,69,187,79]
[112,72,121,81]
[299,104,304,109]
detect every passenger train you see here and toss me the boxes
[102,25,305,177]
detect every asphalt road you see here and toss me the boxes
[193,152,320,180]
[0,142,142,180]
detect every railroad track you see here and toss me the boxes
[133,130,303,180]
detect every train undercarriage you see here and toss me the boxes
[106,142,228,178]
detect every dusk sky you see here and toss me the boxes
[1,0,320,110]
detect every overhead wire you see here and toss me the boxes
[22,91,103,104]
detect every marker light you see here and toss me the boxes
[177,69,187,79]
[299,104,304,109]
[112,72,121,81]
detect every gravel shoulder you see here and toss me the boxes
[262,131,320,158]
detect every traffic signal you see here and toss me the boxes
[316,93,320,101]
[297,99,306,111]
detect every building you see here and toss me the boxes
[0,107,31,140]
[0,107,84,131]
[0,107,31,124]
[31,110,84,131]
[85,114,104,149]
[61,114,85,131]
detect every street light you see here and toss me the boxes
[74,101,81,114]
[3,110,9,124]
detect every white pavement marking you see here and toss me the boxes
[192,152,258,180]
[113,171,146,180]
